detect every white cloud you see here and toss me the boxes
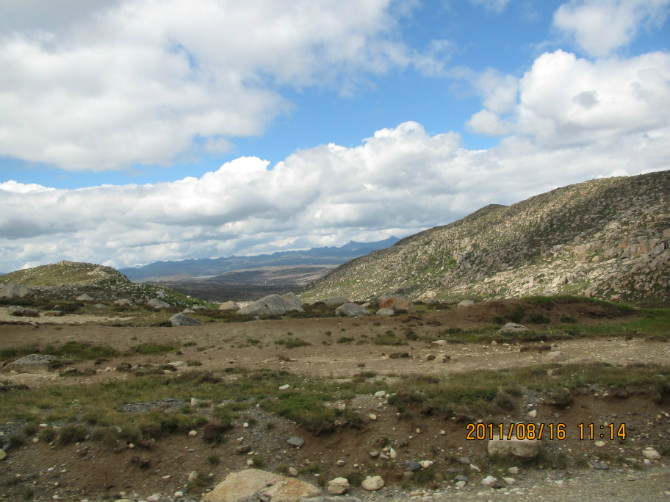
[553,0,670,57]
[0,0,434,171]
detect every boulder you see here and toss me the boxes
[457,300,475,308]
[7,354,67,371]
[8,305,40,317]
[378,296,414,313]
[335,303,370,317]
[76,293,93,301]
[114,298,133,306]
[327,477,350,495]
[375,308,394,316]
[202,468,320,502]
[320,297,350,306]
[238,294,304,316]
[0,283,30,299]
[218,301,240,311]
[498,322,529,333]
[147,298,170,310]
[169,313,202,327]
[361,475,384,491]
[488,434,540,458]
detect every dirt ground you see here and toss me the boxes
[0,299,668,502]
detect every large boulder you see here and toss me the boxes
[218,301,240,311]
[169,313,202,327]
[8,305,40,317]
[238,293,304,317]
[378,295,414,313]
[0,283,30,299]
[335,303,370,317]
[202,468,320,502]
[147,298,170,310]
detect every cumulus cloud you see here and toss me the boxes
[0,0,440,171]
[553,0,670,57]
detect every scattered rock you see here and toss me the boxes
[286,436,305,448]
[498,322,529,333]
[327,477,350,495]
[378,295,415,313]
[361,475,384,491]
[218,301,240,311]
[147,298,170,310]
[375,308,395,316]
[335,303,370,317]
[169,313,203,327]
[202,468,320,502]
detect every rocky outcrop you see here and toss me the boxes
[238,293,304,316]
[378,295,414,313]
[304,171,670,304]
[202,468,321,502]
[0,283,30,299]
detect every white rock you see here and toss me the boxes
[188,471,199,482]
[188,430,197,437]
[503,477,516,485]
[481,475,498,487]
[419,460,434,469]
[642,447,661,461]
[328,477,350,495]
[278,384,290,391]
[362,475,385,491]
[455,480,467,489]
[374,390,387,398]
[368,413,377,421]
[527,409,537,418]
[508,467,519,475]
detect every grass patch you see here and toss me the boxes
[131,343,178,355]
[274,338,311,348]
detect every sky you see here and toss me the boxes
[1,0,669,272]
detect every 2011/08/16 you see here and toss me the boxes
[465,423,627,441]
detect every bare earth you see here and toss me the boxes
[0,300,668,502]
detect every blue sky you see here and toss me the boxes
[1,0,669,271]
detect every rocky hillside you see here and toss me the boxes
[0,261,200,306]
[303,171,670,305]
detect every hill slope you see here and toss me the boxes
[303,171,670,304]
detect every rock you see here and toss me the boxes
[327,477,350,495]
[488,434,540,458]
[457,300,475,307]
[169,313,203,327]
[374,390,387,398]
[378,296,415,313]
[0,283,30,299]
[642,447,661,461]
[361,475,384,491]
[419,460,434,469]
[320,297,350,306]
[218,301,240,311]
[498,322,529,333]
[8,305,40,317]
[238,294,304,316]
[375,308,395,316]
[188,471,199,482]
[407,461,421,472]
[454,474,468,483]
[286,436,305,448]
[481,475,498,487]
[114,298,132,306]
[202,468,320,502]
[147,298,170,310]
[76,293,93,301]
[7,354,66,369]
[591,461,609,470]
[0,450,7,460]
[335,303,370,317]
[527,409,537,418]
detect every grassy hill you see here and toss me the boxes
[303,171,670,305]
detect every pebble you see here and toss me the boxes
[286,436,305,448]
[481,475,498,487]
[362,475,384,491]
[642,447,661,461]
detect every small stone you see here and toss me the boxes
[288,467,299,477]
[591,461,609,470]
[455,480,467,489]
[174,491,184,499]
[188,430,197,437]
[595,440,606,447]
[388,447,397,459]
[328,477,350,495]
[369,450,380,458]
[368,413,377,421]
[0,450,7,461]
[147,494,161,502]
[407,461,421,472]
[286,437,305,448]
[481,475,498,487]
[188,471,199,482]
[503,477,516,485]
[278,384,290,391]
[455,474,469,483]
[642,447,661,461]
[362,475,384,491]
[374,390,387,398]
[508,467,519,475]
[336,459,346,466]
[419,460,434,469]
[527,409,537,418]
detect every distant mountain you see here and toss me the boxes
[120,237,400,282]
[303,171,670,306]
